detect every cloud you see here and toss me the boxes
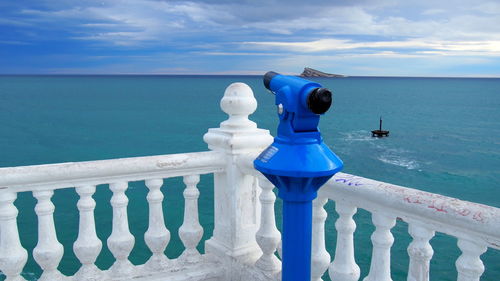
[4,0,500,45]
[0,0,499,75]
[242,38,500,56]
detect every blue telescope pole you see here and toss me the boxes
[282,200,313,281]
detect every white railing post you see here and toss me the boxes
[456,238,487,281]
[363,212,396,281]
[32,190,65,281]
[73,185,103,281]
[329,201,360,281]
[144,179,170,271]
[107,181,135,278]
[311,196,330,281]
[255,176,281,274]
[0,191,28,281]
[203,83,273,273]
[407,223,434,281]
[179,175,203,263]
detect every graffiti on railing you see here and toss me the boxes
[403,195,487,222]
[334,175,364,187]
[157,158,188,168]
[333,173,493,224]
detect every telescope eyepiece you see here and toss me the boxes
[264,71,279,90]
[307,88,332,114]
[263,71,333,114]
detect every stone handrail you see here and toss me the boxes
[312,173,500,281]
[0,151,225,192]
[322,173,500,249]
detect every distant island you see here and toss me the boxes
[300,67,346,78]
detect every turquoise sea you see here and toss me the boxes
[0,75,499,280]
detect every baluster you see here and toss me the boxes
[73,185,103,281]
[255,176,281,273]
[329,202,360,281]
[32,190,65,281]
[407,223,434,281]
[456,238,487,281]
[144,179,169,270]
[0,191,28,281]
[178,175,203,263]
[363,212,396,281]
[107,182,135,277]
[311,196,330,281]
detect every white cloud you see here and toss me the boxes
[14,1,221,45]
[0,17,32,26]
[5,0,500,47]
[242,38,500,56]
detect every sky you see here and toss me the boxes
[1,0,500,76]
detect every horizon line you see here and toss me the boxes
[1,73,499,79]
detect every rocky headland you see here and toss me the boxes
[300,67,346,78]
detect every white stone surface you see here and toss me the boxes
[255,176,281,274]
[33,190,65,281]
[179,175,204,263]
[107,181,135,278]
[144,179,170,271]
[363,212,396,281]
[0,191,28,281]
[407,222,434,281]
[456,238,487,281]
[329,201,359,281]
[311,196,330,281]
[74,185,103,281]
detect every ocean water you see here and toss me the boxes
[0,75,498,280]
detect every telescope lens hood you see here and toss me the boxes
[263,71,279,90]
[307,88,332,114]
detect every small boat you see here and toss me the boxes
[372,117,389,137]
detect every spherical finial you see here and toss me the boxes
[220,83,257,117]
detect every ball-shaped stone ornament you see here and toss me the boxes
[220,83,257,117]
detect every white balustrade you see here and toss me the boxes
[0,191,28,281]
[329,201,360,281]
[107,182,135,278]
[363,212,396,281]
[73,185,103,281]
[255,176,281,274]
[456,238,487,281]
[144,179,170,270]
[407,223,434,281]
[311,196,330,281]
[179,175,203,263]
[33,190,65,281]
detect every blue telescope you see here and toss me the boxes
[254,72,343,281]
